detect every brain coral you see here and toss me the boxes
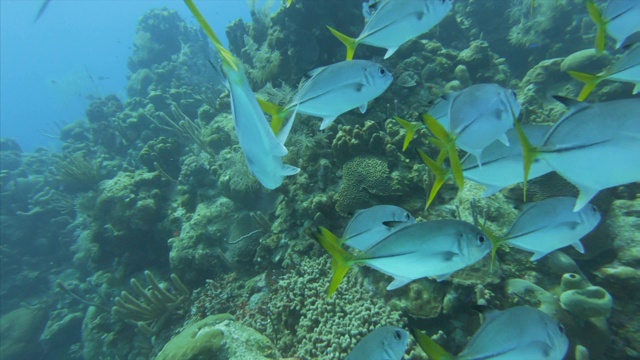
[335,157,395,216]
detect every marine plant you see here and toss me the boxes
[111,270,190,336]
[243,35,283,87]
[152,104,216,159]
[52,153,102,191]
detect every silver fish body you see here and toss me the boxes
[287,60,392,129]
[505,197,602,261]
[448,84,521,163]
[457,306,569,360]
[604,0,640,48]
[358,0,452,58]
[463,125,552,197]
[343,205,416,251]
[226,65,299,189]
[346,325,409,360]
[357,220,490,290]
[538,97,640,211]
[606,44,640,93]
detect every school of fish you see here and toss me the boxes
[184,0,638,358]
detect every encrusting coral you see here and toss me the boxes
[335,156,396,216]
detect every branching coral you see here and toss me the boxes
[112,271,190,336]
[52,153,102,191]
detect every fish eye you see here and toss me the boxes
[403,212,411,221]
[394,330,403,340]
[591,205,598,213]
[477,234,486,246]
[379,67,386,76]
[558,324,565,334]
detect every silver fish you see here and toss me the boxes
[505,197,601,261]
[343,205,416,251]
[569,44,640,100]
[186,0,299,189]
[463,125,552,197]
[530,97,640,211]
[346,326,409,360]
[448,84,521,164]
[261,60,392,131]
[329,0,452,60]
[589,0,640,50]
[313,220,490,296]
[458,306,569,360]
[413,306,569,360]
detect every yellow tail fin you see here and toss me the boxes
[424,114,464,189]
[514,120,538,202]
[568,71,602,101]
[184,0,240,71]
[478,222,505,271]
[257,98,288,134]
[327,26,358,61]
[312,227,354,297]
[586,0,607,53]
[394,116,421,151]
[410,329,455,360]
[417,149,450,209]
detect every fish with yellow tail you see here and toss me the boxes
[587,0,640,52]
[184,0,299,189]
[259,60,392,132]
[327,0,452,60]
[516,96,640,211]
[311,220,490,297]
[568,44,640,100]
[412,306,569,360]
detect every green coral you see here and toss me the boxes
[335,156,395,216]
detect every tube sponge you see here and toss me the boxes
[560,273,590,291]
[560,286,613,319]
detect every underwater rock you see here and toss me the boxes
[127,68,157,98]
[444,80,463,93]
[39,309,83,354]
[505,279,563,319]
[0,138,22,172]
[156,313,276,360]
[128,9,187,72]
[560,49,613,74]
[169,197,237,286]
[454,64,471,87]
[0,306,49,359]
[606,199,640,266]
[388,279,445,319]
[560,286,613,319]
[139,136,182,180]
[335,156,395,216]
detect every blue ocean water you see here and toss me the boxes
[0,0,267,152]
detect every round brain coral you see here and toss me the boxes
[335,157,394,216]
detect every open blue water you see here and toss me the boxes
[0,0,268,152]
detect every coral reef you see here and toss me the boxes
[334,156,396,216]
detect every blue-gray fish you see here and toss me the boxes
[519,96,640,211]
[313,220,490,296]
[569,44,640,100]
[447,84,521,164]
[463,124,553,197]
[505,197,602,261]
[346,326,409,360]
[413,306,569,360]
[588,0,640,51]
[343,205,416,251]
[185,0,299,189]
[260,60,392,132]
[328,0,452,60]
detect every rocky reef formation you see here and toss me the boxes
[1,0,637,359]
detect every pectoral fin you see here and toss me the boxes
[574,184,599,212]
[320,116,337,130]
[359,102,368,113]
[282,164,300,176]
[434,272,453,282]
[387,277,412,290]
[571,241,586,254]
